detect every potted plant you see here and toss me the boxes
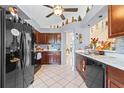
[72,17,75,22]
[86,6,90,13]
[65,19,69,24]
[78,15,82,21]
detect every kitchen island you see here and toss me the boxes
[75,51,124,88]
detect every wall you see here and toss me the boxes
[61,32,66,65]
[90,18,115,43]
[74,27,90,50]
[73,27,90,70]
[115,37,124,54]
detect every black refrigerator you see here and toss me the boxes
[0,8,34,88]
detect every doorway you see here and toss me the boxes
[66,32,75,67]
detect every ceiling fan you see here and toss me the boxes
[43,5,78,20]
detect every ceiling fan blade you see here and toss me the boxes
[46,12,54,18]
[43,5,53,9]
[60,14,65,20]
[64,8,78,12]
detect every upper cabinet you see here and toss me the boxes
[36,32,46,44]
[55,33,61,44]
[108,5,124,38]
[46,33,55,44]
[35,32,61,44]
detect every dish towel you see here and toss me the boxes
[37,53,42,60]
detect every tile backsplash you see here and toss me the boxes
[36,44,61,50]
[115,37,124,54]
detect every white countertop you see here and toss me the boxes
[36,49,61,52]
[76,51,124,71]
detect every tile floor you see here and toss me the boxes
[28,65,88,88]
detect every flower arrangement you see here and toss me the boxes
[91,38,98,49]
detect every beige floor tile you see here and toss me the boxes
[52,76,63,81]
[43,78,56,87]
[57,78,70,86]
[33,64,85,88]
[33,83,48,88]
[34,75,39,80]
[38,75,51,81]
[63,76,75,81]
[79,83,88,88]
[65,82,79,88]
[32,78,44,86]
[49,83,63,88]
[70,78,84,86]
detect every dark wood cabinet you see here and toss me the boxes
[55,33,61,44]
[106,66,124,88]
[46,34,55,44]
[36,32,46,44]
[39,51,61,65]
[76,54,104,88]
[35,32,61,44]
[108,5,124,38]
[76,54,87,80]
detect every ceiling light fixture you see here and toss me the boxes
[53,5,63,16]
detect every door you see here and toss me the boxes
[13,22,24,88]
[23,24,34,87]
[5,20,23,88]
[5,21,24,88]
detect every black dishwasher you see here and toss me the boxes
[84,58,105,88]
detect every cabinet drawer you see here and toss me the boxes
[107,66,124,86]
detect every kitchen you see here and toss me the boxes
[0,5,124,88]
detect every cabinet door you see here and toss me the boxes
[108,5,124,38]
[38,33,46,44]
[81,58,87,79]
[106,66,124,88]
[55,33,61,44]
[48,52,61,64]
[40,33,46,44]
[107,77,124,88]
[46,34,55,44]
[55,52,61,64]
[40,52,47,64]
[76,54,83,72]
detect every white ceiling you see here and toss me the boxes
[18,5,91,29]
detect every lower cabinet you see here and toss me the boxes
[106,66,124,88]
[38,51,61,65]
[76,54,87,80]
[76,54,104,88]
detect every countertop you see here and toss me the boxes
[76,51,124,71]
[36,49,61,52]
